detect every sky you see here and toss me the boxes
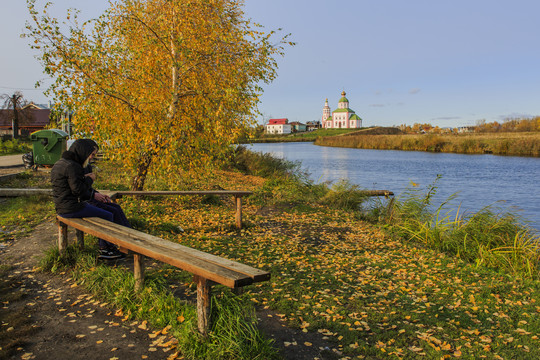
[2,0,540,128]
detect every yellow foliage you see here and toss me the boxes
[26,0,292,189]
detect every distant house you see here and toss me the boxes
[289,121,307,133]
[457,126,475,133]
[441,127,454,134]
[265,118,292,135]
[306,121,321,131]
[0,103,52,137]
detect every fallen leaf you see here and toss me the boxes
[515,328,531,335]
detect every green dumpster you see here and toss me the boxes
[30,129,69,166]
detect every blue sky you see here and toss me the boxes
[2,0,540,128]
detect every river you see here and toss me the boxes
[249,142,540,231]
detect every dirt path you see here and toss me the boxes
[0,221,339,360]
[0,221,175,360]
[0,154,24,168]
[0,154,25,178]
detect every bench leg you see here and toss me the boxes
[76,230,84,250]
[194,275,212,336]
[134,253,145,291]
[235,196,242,229]
[58,222,68,253]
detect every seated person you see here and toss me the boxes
[51,139,129,260]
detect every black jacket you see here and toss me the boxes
[50,139,98,214]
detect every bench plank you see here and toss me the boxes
[110,190,252,199]
[83,217,269,282]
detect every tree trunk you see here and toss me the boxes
[131,153,152,191]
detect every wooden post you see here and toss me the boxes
[58,222,68,253]
[76,230,84,250]
[134,253,145,292]
[195,275,212,336]
[235,195,242,229]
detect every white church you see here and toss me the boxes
[321,91,363,129]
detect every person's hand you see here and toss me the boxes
[85,173,97,181]
[94,192,112,203]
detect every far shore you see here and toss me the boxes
[247,129,540,157]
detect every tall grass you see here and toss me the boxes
[369,177,540,278]
[319,179,369,211]
[315,132,540,157]
[231,145,301,178]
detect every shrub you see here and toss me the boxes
[0,139,32,155]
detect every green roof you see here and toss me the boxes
[339,97,349,103]
[332,108,355,114]
[349,114,362,120]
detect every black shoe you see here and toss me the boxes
[98,248,124,260]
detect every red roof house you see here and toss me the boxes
[0,103,52,136]
[268,118,288,125]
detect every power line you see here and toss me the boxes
[0,86,46,91]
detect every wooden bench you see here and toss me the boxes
[56,215,270,335]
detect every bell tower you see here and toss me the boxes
[322,98,331,127]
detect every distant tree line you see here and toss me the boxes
[398,117,539,134]
[474,117,540,133]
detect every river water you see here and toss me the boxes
[249,142,540,231]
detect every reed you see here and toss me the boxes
[372,177,540,278]
[315,132,540,157]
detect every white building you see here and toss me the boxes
[265,118,292,134]
[322,91,363,129]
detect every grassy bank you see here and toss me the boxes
[248,128,359,143]
[315,132,540,157]
[1,150,539,359]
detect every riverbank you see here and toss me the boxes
[1,156,539,359]
[314,131,540,157]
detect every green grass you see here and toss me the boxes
[0,171,55,243]
[0,195,55,242]
[249,128,360,143]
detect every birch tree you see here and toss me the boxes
[26,0,291,190]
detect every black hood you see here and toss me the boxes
[62,139,99,165]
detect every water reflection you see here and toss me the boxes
[320,146,349,182]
